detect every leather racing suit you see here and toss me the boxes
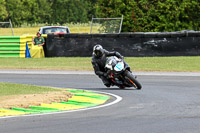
[91,49,123,87]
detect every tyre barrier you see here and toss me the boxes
[46,31,200,57]
[0,35,47,58]
[0,36,24,57]
[1,31,199,57]
[0,89,110,117]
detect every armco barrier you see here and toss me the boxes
[0,35,47,58]
[46,31,200,57]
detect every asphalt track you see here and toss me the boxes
[0,70,200,133]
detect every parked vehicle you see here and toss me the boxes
[39,26,71,34]
[105,56,142,89]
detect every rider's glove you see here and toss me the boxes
[104,72,112,79]
[103,72,108,77]
[107,74,112,79]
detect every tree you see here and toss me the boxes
[96,0,137,32]
[20,0,37,25]
[35,0,53,24]
[86,0,97,21]
[96,0,200,32]
[5,0,24,26]
[3,0,97,26]
[50,0,89,24]
[0,0,8,21]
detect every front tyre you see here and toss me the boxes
[124,71,142,89]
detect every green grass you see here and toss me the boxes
[0,82,63,96]
[126,56,200,72]
[0,57,93,70]
[0,56,199,72]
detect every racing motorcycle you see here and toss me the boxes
[105,56,142,89]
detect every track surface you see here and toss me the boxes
[0,71,200,133]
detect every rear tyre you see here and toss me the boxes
[124,71,142,90]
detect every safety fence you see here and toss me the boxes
[0,35,46,58]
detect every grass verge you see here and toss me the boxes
[0,56,199,72]
[0,82,72,109]
[0,82,64,96]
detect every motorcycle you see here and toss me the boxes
[105,56,142,89]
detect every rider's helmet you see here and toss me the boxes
[93,44,104,58]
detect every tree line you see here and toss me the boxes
[0,0,199,32]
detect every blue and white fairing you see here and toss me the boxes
[105,56,124,72]
[114,61,124,72]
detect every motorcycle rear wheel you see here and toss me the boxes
[124,71,142,89]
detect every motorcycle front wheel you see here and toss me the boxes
[124,71,142,90]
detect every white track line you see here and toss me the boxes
[0,90,122,119]
[0,70,199,76]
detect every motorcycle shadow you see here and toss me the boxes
[94,87,138,91]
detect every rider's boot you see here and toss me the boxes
[104,83,111,88]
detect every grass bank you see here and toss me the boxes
[0,56,199,72]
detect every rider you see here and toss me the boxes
[91,44,123,87]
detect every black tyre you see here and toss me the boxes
[124,71,142,89]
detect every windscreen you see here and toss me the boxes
[43,28,68,34]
